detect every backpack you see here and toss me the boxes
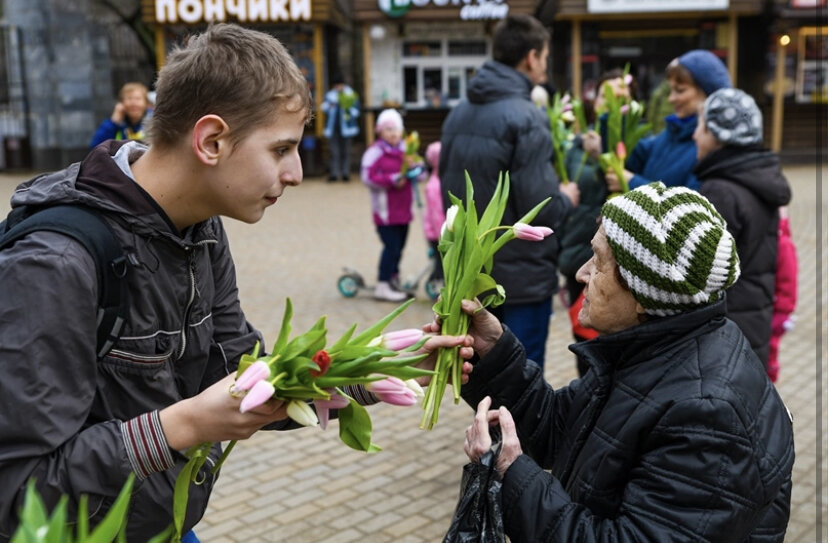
[0,205,129,359]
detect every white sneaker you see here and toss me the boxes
[374,281,408,302]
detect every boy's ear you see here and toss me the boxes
[192,115,230,166]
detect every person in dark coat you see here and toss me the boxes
[447,183,793,541]
[693,87,792,368]
[439,14,579,369]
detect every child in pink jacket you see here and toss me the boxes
[768,206,798,382]
[423,141,445,287]
[361,109,422,301]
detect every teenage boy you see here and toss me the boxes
[0,24,466,541]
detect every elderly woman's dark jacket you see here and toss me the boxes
[462,300,794,542]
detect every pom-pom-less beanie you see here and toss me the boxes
[601,182,741,316]
[677,49,732,96]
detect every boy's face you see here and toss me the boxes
[693,110,721,161]
[122,90,148,123]
[211,106,306,224]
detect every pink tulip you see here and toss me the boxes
[620,104,630,115]
[314,392,351,430]
[239,380,275,413]
[513,223,554,242]
[366,377,417,406]
[616,141,627,161]
[624,74,633,85]
[382,329,424,351]
[232,361,271,393]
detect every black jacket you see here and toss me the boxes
[440,61,572,304]
[461,301,794,541]
[696,146,791,365]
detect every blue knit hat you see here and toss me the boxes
[677,50,732,96]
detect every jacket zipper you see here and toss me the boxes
[177,240,215,361]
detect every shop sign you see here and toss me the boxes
[153,0,311,24]
[587,0,728,13]
[378,0,509,21]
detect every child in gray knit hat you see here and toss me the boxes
[694,87,792,371]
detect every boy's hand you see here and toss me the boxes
[110,102,126,124]
[411,332,474,387]
[160,373,288,450]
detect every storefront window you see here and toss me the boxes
[403,41,442,57]
[448,40,487,56]
[401,39,487,108]
[404,66,419,103]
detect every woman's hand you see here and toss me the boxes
[464,396,523,477]
[160,373,288,450]
[605,168,633,192]
[582,130,602,159]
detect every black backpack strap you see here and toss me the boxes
[0,205,129,359]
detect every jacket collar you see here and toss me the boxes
[570,300,728,374]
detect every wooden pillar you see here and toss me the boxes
[572,19,582,99]
[727,12,738,86]
[154,26,166,70]
[313,24,325,138]
[363,27,375,146]
[771,35,789,152]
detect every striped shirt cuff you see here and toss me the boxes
[121,410,175,480]
[341,384,380,406]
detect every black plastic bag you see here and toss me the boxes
[443,446,505,543]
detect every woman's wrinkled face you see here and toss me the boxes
[575,225,646,335]
[668,76,706,119]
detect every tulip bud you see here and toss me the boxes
[381,329,424,351]
[310,350,331,377]
[513,223,554,242]
[616,141,627,162]
[445,205,459,233]
[232,360,271,393]
[239,380,275,413]
[314,393,350,430]
[287,400,319,427]
[366,377,417,406]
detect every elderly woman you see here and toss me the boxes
[454,182,794,541]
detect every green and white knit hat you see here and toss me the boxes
[601,182,740,316]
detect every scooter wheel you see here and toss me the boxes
[337,274,361,298]
[425,279,442,301]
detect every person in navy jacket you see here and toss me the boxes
[605,50,731,193]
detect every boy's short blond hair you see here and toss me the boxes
[148,23,312,149]
[118,82,149,101]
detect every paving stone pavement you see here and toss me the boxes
[0,164,825,542]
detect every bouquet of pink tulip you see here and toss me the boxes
[172,298,431,540]
[421,172,552,429]
[596,64,651,195]
[546,92,577,184]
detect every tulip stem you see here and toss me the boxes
[211,440,237,475]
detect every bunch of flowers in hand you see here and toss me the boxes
[596,64,651,195]
[421,172,552,429]
[400,130,424,178]
[172,298,432,540]
[338,88,359,121]
[545,92,578,184]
